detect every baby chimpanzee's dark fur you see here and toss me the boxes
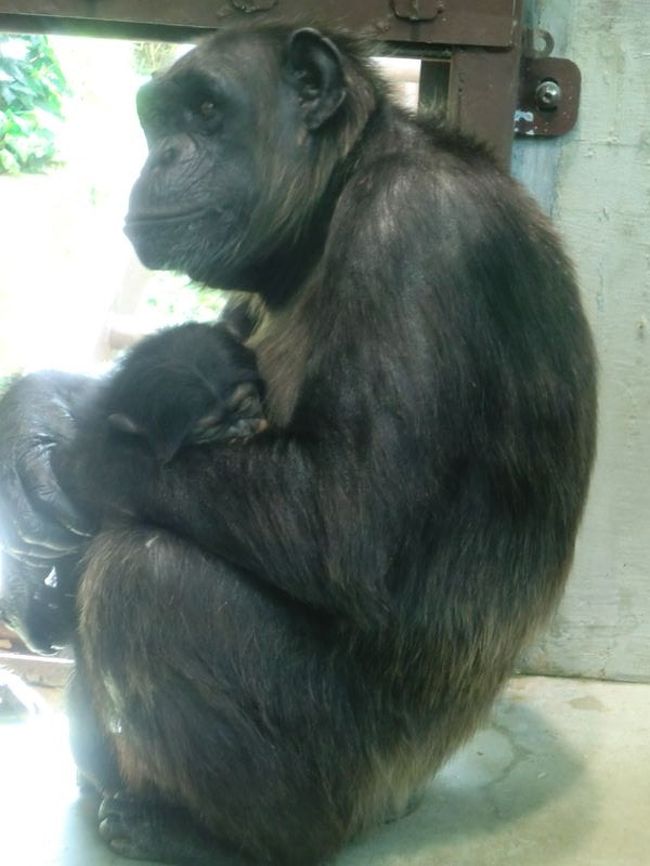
[103,321,267,463]
[0,23,597,866]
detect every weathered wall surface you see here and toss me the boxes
[513,0,650,681]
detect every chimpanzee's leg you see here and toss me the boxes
[67,652,122,798]
[75,527,359,866]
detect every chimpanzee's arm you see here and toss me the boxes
[65,432,406,625]
[0,372,97,564]
[48,173,472,622]
[55,344,429,627]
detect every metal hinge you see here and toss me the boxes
[515,29,581,138]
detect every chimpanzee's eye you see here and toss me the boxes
[187,95,222,131]
[198,99,216,118]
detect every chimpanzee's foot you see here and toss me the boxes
[98,792,244,865]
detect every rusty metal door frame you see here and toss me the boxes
[0,0,524,165]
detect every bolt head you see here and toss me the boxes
[535,79,562,111]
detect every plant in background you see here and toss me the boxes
[144,274,227,324]
[133,41,176,77]
[0,35,68,174]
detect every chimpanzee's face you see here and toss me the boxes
[124,28,348,292]
[125,36,266,287]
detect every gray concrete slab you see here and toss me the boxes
[0,676,648,865]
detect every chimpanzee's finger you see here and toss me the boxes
[18,441,94,538]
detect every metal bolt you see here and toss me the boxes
[535,79,562,111]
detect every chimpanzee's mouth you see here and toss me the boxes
[125,206,211,227]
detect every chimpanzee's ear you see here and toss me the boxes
[286,28,346,130]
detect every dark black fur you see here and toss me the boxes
[100,321,267,463]
[0,23,597,866]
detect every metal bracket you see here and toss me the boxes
[391,0,443,22]
[515,31,581,138]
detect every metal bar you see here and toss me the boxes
[447,48,520,166]
[0,0,519,48]
[0,12,202,40]
[446,0,522,167]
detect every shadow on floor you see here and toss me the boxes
[340,694,591,866]
[6,676,648,866]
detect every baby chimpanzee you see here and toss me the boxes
[103,321,267,463]
[0,321,266,653]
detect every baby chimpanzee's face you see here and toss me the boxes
[185,381,267,446]
[104,322,267,463]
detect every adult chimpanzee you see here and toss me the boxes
[0,23,596,866]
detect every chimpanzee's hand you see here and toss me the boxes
[0,372,97,566]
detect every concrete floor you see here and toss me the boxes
[0,676,648,866]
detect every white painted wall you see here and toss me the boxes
[514,0,650,682]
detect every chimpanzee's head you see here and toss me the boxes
[124,26,380,293]
[105,322,267,464]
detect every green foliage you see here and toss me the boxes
[133,41,175,77]
[0,35,68,174]
[144,274,227,324]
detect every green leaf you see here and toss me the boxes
[0,34,67,173]
[0,147,20,174]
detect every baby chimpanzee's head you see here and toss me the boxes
[105,322,267,463]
